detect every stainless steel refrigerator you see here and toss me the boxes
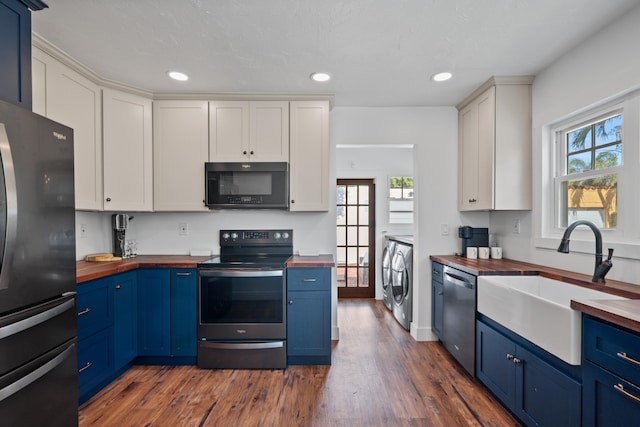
[0,100,78,426]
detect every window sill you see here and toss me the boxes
[535,236,640,261]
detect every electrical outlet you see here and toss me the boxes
[441,223,450,236]
[179,223,189,236]
[80,223,87,238]
[513,219,521,234]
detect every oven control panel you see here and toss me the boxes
[220,229,292,245]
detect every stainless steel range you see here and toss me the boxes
[197,229,292,369]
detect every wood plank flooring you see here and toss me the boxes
[79,299,520,426]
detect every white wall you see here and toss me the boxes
[331,106,470,340]
[492,4,640,285]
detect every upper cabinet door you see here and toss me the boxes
[32,47,103,211]
[289,101,330,211]
[0,0,32,109]
[153,100,210,211]
[103,89,153,211]
[209,100,289,162]
[209,100,249,162]
[249,101,289,162]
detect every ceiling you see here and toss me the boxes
[31,0,640,107]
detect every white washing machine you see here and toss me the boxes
[390,237,413,330]
[381,236,396,311]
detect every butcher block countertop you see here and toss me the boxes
[77,255,212,283]
[287,254,335,268]
[77,254,335,283]
[431,254,640,334]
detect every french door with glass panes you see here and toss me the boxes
[336,179,375,298]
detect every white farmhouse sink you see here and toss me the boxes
[477,275,626,365]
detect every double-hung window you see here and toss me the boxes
[545,89,640,254]
[555,112,622,229]
[389,176,414,224]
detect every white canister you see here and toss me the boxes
[491,247,503,259]
[479,247,490,259]
[466,247,478,259]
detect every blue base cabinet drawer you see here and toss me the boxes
[583,360,640,426]
[78,328,114,404]
[582,315,640,426]
[77,277,113,338]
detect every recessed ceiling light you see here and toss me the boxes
[168,71,189,81]
[431,72,453,82]
[310,72,331,82]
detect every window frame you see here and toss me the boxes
[553,108,623,230]
[537,89,640,260]
[388,176,414,224]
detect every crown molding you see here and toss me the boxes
[456,75,534,110]
[32,33,335,107]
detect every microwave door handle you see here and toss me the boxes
[0,124,18,291]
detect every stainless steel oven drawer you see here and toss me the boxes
[197,340,287,369]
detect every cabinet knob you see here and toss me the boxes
[513,357,522,365]
[243,150,248,155]
[288,300,294,305]
[506,353,514,360]
[115,284,121,290]
[106,197,112,202]
[250,150,254,155]
[291,200,295,204]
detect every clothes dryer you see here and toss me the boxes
[381,237,396,311]
[390,238,413,330]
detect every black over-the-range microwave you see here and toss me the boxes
[204,162,289,209]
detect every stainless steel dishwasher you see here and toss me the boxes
[442,265,477,375]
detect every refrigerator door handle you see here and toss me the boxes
[0,298,75,340]
[0,124,18,291]
[0,343,75,402]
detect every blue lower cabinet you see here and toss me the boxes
[77,326,114,405]
[476,319,581,427]
[582,315,640,425]
[137,269,171,356]
[170,269,197,357]
[287,268,331,365]
[113,271,137,370]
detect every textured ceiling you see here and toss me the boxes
[31,0,640,107]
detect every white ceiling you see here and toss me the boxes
[32,0,640,107]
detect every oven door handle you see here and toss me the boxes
[200,341,284,350]
[199,269,283,278]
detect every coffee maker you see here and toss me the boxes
[458,226,489,257]
[112,213,130,257]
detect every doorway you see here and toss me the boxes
[336,179,375,298]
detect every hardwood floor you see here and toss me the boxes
[79,299,520,426]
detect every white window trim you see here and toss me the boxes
[536,90,640,261]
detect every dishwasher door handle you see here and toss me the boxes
[444,272,474,289]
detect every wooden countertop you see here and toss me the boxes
[431,254,640,333]
[78,254,335,283]
[287,254,335,268]
[77,255,212,283]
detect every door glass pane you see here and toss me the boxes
[347,227,358,246]
[359,206,369,225]
[347,206,358,225]
[358,185,369,204]
[337,205,346,225]
[358,267,368,287]
[358,227,369,246]
[337,247,346,264]
[347,185,358,204]
[347,247,357,266]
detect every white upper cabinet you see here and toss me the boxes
[153,100,210,211]
[289,100,330,211]
[457,77,533,211]
[209,100,289,162]
[32,47,103,210]
[102,89,153,211]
